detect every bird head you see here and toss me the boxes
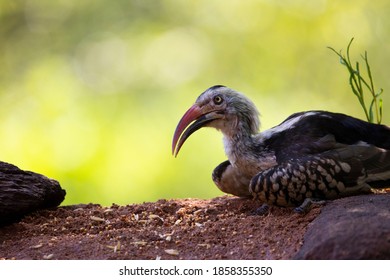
[172,85,260,157]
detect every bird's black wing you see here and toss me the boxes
[250,111,390,206]
[249,143,390,207]
[261,111,390,163]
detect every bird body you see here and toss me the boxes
[172,86,390,210]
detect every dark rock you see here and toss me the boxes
[294,193,390,259]
[0,161,66,225]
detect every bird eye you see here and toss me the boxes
[213,95,224,105]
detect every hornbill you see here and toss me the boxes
[172,85,390,212]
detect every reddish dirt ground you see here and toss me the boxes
[0,196,322,260]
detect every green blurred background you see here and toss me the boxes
[1,0,389,206]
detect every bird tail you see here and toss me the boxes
[359,145,390,189]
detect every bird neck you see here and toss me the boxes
[223,133,257,169]
[222,129,276,176]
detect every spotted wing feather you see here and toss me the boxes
[248,143,390,207]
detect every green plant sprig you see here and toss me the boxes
[328,38,383,124]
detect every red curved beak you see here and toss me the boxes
[172,103,225,157]
[172,105,203,157]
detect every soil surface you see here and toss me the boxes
[0,196,322,260]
